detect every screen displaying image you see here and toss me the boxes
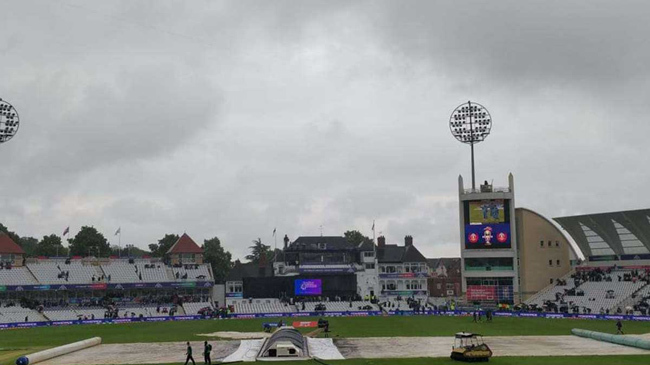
[465,223,511,249]
[468,199,505,225]
[294,279,322,296]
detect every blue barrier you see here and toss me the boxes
[1,310,649,330]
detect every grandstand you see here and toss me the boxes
[0,266,38,285]
[182,301,214,315]
[28,260,101,284]
[0,305,46,324]
[229,298,296,314]
[100,260,171,283]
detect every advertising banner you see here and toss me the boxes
[465,223,511,249]
[294,279,322,296]
[3,310,650,331]
[0,281,214,292]
[378,272,429,279]
[292,321,318,328]
[298,267,356,274]
[466,285,497,300]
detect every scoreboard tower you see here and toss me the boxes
[458,173,519,304]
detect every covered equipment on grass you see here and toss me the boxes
[451,332,492,362]
[16,337,102,365]
[571,328,650,350]
[257,327,308,359]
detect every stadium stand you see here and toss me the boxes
[172,264,211,281]
[0,266,38,285]
[28,260,102,284]
[229,298,296,314]
[302,300,379,312]
[0,305,46,323]
[100,260,171,283]
[525,271,576,306]
[526,267,649,314]
[182,301,214,315]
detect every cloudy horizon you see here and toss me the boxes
[1,0,649,261]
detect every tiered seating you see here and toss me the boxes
[43,309,79,321]
[0,267,37,285]
[526,272,576,307]
[564,279,645,313]
[381,299,416,311]
[28,260,101,284]
[302,301,379,312]
[100,261,170,283]
[183,302,213,315]
[43,307,106,321]
[172,264,211,281]
[0,306,46,323]
[229,298,296,313]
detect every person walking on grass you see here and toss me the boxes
[204,341,212,365]
[184,341,196,365]
[616,319,624,335]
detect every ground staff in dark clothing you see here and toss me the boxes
[185,342,196,365]
[616,320,624,335]
[204,341,212,365]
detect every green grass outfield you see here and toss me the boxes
[124,357,650,365]
[1,315,649,348]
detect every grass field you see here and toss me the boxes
[140,356,650,365]
[1,316,649,365]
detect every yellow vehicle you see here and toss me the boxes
[451,332,493,362]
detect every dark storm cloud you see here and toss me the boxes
[1,0,649,260]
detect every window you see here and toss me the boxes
[548,260,552,266]
[540,240,544,248]
[363,252,374,257]
[548,241,552,247]
[446,283,455,290]
[365,263,375,269]
[436,283,442,290]
[555,241,560,247]
[556,259,560,266]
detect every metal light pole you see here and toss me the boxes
[449,101,492,191]
[0,98,20,144]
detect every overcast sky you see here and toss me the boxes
[1,0,649,260]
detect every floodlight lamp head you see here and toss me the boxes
[0,98,19,144]
[449,101,491,145]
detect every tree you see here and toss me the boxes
[246,238,271,263]
[19,237,38,256]
[202,237,233,283]
[35,234,67,257]
[110,244,150,257]
[148,234,179,258]
[344,230,374,247]
[68,226,110,257]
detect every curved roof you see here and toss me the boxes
[554,209,650,258]
[517,207,580,259]
[259,327,306,357]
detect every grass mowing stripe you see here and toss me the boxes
[0,315,648,348]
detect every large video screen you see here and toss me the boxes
[294,279,322,296]
[465,223,511,249]
[468,199,506,225]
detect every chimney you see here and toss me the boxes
[377,236,386,248]
[405,235,413,247]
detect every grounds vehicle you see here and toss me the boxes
[451,332,492,362]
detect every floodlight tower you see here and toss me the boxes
[449,101,492,191]
[0,98,20,144]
